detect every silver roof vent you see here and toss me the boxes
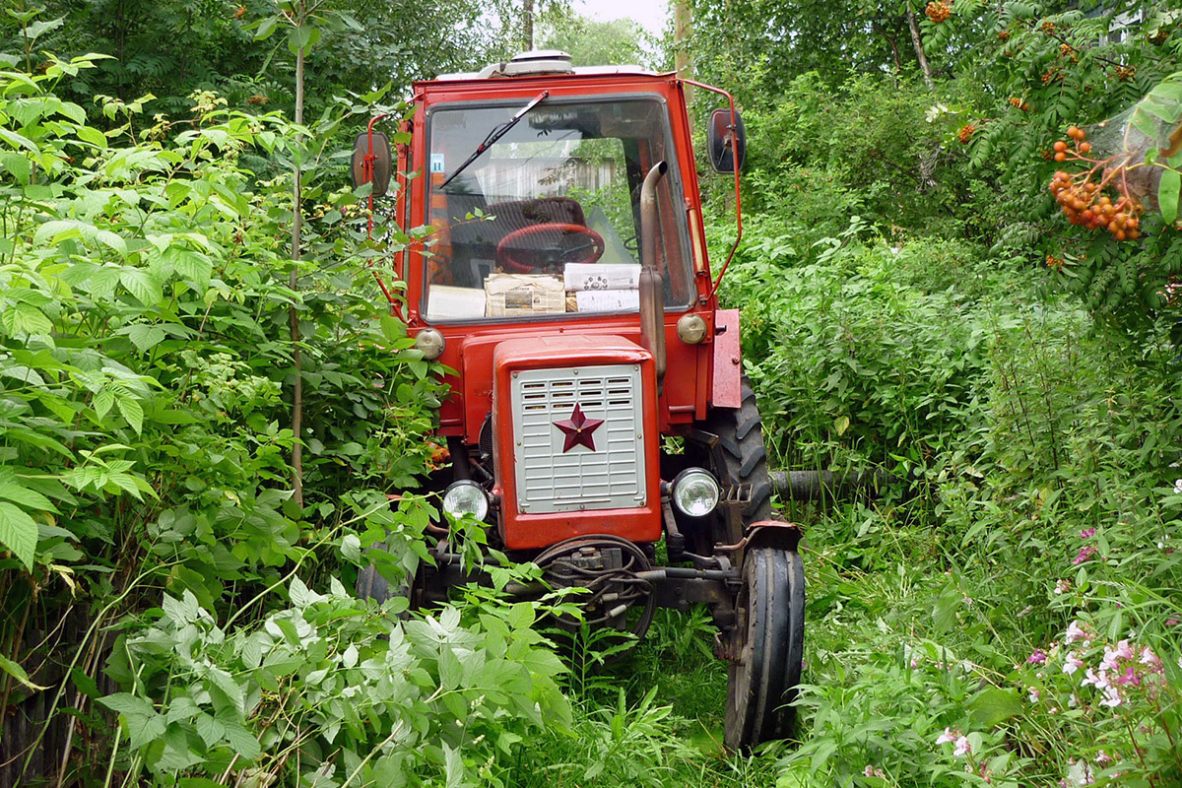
[476,50,574,79]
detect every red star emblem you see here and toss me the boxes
[553,403,604,453]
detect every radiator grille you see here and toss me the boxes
[510,364,646,513]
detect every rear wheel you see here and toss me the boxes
[355,544,416,608]
[708,377,773,522]
[682,377,772,552]
[724,546,805,751]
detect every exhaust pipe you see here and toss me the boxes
[639,161,668,391]
[769,469,896,500]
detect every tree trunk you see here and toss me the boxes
[289,43,304,508]
[905,5,934,89]
[523,0,533,50]
[674,0,692,108]
[674,0,691,75]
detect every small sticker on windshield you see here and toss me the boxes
[430,153,445,174]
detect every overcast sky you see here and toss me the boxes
[575,0,669,36]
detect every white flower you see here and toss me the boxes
[1174,478,1182,494]
[1100,685,1122,708]
[1065,758,1095,786]
[1029,687,1040,702]
[925,103,950,122]
[953,735,973,758]
[936,727,958,745]
[1063,651,1084,675]
[1065,621,1090,644]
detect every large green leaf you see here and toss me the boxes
[0,653,47,691]
[287,24,321,55]
[968,686,1023,727]
[0,481,58,513]
[0,501,38,570]
[99,693,167,749]
[116,396,144,434]
[0,303,53,337]
[124,324,166,353]
[119,268,163,306]
[1159,169,1180,225]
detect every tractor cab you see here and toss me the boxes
[352,50,804,752]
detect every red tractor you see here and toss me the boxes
[351,50,804,750]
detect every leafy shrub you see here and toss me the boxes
[722,217,1182,785]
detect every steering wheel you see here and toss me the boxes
[496,223,605,274]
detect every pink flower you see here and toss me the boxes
[1100,640,1134,671]
[1095,751,1112,766]
[1139,646,1163,673]
[1055,578,1072,594]
[1082,667,1111,691]
[953,735,973,758]
[1063,651,1084,675]
[1028,649,1048,665]
[1073,545,1098,565]
[1028,687,1040,702]
[936,726,959,745]
[862,765,885,778]
[1100,685,1122,707]
[1079,527,1096,539]
[1065,621,1090,645]
[1114,666,1140,687]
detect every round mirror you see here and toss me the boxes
[707,108,746,174]
[350,131,393,197]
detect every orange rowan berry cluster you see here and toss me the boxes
[997,30,1011,41]
[1114,65,1136,81]
[1042,68,1064,85]
[1049,128,1142,241]
[1008,97,1031,111]
[958,124,976,144]
[1045,255,1064,269]
[234,5,246,18]
[926,1,951,23]
[1040,21,1056,35]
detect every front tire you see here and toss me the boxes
[724,546,805,751]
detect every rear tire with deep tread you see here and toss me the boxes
[704,376,773,524]
[355,544,414,607]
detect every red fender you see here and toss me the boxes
[745,519,803,552]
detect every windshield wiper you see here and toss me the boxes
[439,90,549,191]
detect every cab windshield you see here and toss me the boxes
[423,97,693,322]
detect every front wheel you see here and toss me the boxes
[724,546,805,751]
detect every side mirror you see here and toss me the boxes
[707,108,746,174]
[350,131,393,197]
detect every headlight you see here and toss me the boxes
[442,480,489,521]
[677,314,708,344]
[414,328,446,360]
[671,468,721,517]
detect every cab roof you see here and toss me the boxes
[423,49,669,87]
